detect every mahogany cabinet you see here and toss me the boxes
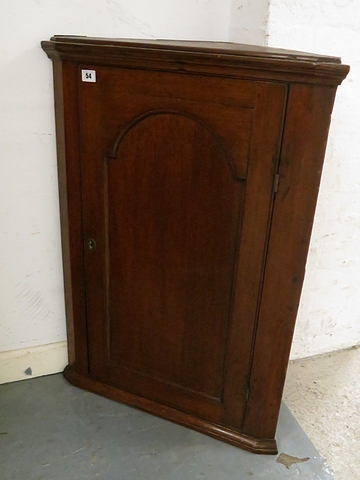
[42,36,348,454]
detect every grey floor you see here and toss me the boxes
[284,346,360,480]
[0,374,335,480]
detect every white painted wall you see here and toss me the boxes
[228,0,269,45]
[0,0,358,382]
[267,0,360,358]
[0,0,230,382]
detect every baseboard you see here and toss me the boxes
[0,341,68,384]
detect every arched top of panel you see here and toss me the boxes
[106,110,238,179]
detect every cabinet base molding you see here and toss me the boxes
[63,365,277,455]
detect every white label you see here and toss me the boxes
[81,69,96,82]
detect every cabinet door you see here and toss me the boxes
[79,66,286,429]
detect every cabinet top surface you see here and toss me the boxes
[48,35,342,64]
[42,36,349,85]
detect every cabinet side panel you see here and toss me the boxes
[53,60,88,374]
[242,84,337,439]
[222,82,287,429]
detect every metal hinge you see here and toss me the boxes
[273,173,280,194]
[245,387,250,402]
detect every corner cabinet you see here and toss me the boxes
[42,37,348,454]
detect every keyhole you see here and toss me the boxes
[87,238,97,251]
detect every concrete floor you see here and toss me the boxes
[0,374,334,480]
[284,346,360,480]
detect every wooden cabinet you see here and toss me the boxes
[42,37,348,454]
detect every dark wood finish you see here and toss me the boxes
[42,36,348,454]
[42,36,348,85]
[52,60,89,375]
[242,84,339,440]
